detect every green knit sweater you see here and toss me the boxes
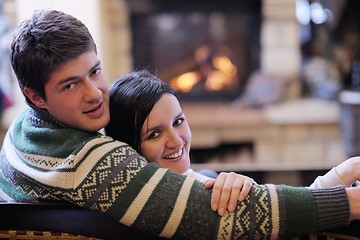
[0,109,350,239]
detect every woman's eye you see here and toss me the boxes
[174,118,184,126]
[147,131,160,140]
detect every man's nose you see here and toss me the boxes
[84,79,102,102]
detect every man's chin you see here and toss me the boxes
[80,120,108,132]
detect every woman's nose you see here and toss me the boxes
[166,130,183,149]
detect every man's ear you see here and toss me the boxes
[24,87,47,109]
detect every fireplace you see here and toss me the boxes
[126,0,262,102]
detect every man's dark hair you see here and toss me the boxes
[10,9,97,103]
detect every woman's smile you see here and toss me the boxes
[163,148,183,160]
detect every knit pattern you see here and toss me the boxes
[0,109,351,240]
[0,230,100,239]
[218,184,274,240]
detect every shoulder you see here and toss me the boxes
[183,169,212,183]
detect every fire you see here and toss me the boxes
[206,56,237,91]
[170,71,201,93]
[213,56,237,76]
[170,47,237,93]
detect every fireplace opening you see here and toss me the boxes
[190,142,254,164]
[127,0,262,102]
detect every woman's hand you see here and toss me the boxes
[346,186,360,221]
[335,157,360,187]
[204,172,254,216]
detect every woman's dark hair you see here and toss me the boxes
[105,70,177,153]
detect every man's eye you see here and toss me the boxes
[64,83,76,90]
[91,67,102,76]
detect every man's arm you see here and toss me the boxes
[0,127,352,240]
[78,148,349,240]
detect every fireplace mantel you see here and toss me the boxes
[184,98,345,175]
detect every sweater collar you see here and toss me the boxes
[27,104,67,129]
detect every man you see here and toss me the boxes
[1,9,360,239]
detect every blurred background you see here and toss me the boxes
[1,0,359,186]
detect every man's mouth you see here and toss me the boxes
[84,103,102,113]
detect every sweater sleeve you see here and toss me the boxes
[81,151,350,240]
[182,168,212,183]
[309,167,347,189]
[1,121,351,240]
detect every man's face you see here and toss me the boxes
[34,51,110,132]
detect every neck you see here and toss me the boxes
[28,103,67,128]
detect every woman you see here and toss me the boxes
[105,69,254,216]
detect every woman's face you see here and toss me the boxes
[140,93,191,174]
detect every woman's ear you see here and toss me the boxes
[24,87,47,108]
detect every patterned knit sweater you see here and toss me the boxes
[0,109,351,240]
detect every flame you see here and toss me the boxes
[205,56,237,91]
[169,45,238,93]
[213,56,237,75]
[170,71,201,93]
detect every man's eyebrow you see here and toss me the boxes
[58,76,78,85]
[58,61,101,85]
[90,61,101,73]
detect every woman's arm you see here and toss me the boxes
[335,157,360,187]
[310,157,360,189]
